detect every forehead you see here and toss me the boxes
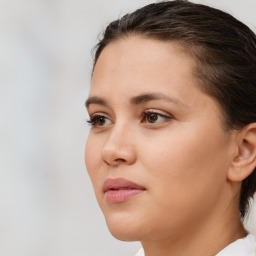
[91,37,197,95]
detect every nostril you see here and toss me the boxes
[103,159,110,166]
[103,158,126,166]
[116,158,126,163]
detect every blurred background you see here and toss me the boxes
[0,0,255,255]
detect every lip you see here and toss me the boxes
[103,178,146,204]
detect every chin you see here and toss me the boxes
[107,224,143,241]
[104,211,147,241]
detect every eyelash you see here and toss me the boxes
[142,110,173,124]
[87,113,110,127]
[87,110,173,128]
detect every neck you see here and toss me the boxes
[141,199,247,256]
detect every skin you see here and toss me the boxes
[85,37,247,256]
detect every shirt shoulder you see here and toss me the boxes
[216,234,256,256]
[134,248,144,256]
[134,234,256,256]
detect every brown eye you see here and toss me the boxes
[146,113,159,123]
[96,116,106,126]
[142,111,173,125]
[87,114,111,127]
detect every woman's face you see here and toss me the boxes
[85,37,235,242]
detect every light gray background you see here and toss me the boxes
[0,0,255,255]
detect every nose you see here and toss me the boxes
[101,124,137,167]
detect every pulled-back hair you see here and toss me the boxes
[93,0,256,219]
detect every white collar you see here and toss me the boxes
[216,234,255,256]
[134,234,256,256]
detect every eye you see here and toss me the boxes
[87,114,112,128]
[142,110,173,124]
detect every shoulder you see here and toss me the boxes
[216,234,256,256]
[133,234,256,256]
[134,248,144,256]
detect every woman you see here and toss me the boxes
[85,1,256,255]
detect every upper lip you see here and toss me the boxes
[103,178,146,193]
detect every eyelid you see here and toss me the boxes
[144,109,174,118]
[90,112,109,119]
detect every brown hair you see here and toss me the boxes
[92,0,256,219]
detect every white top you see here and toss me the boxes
[134,234,256,256]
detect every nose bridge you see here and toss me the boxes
[108,120,127,144]
[101,120,136,166]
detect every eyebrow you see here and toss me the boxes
[130,92,184,106]
[85,96,108,108]
[85,92,185,108]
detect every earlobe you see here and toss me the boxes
[228,123,256,182]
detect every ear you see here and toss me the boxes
[228,123,256,182]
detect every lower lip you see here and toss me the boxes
[105,189,144,203]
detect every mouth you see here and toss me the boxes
[103,178,146,204]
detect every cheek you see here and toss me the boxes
[142,122,227,173]
[85,134,102,183]
[139,125,229,209]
